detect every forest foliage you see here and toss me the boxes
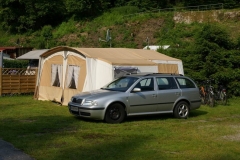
[158,23,240,96]
[1,0,240,96]
[0,0,239,32]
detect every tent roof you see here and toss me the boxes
[17,49,49,60]
[40,46,181,65]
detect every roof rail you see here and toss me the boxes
[144,73,184,76]
[125,72,184,76]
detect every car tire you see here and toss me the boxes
[105,103,126,123]
[173,101,189,119]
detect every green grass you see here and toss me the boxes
[0,95,240,160]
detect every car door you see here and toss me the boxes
[156,77,181,112]
[175,77,201,108]
[128,78,158,115]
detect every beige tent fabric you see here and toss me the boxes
[73,48,180,62]
[158,64,179,74]
[38,55,63,102]
[40,47,181,65]
[129,48,180,61]
[62,55,87,105]
[73,48,157,65]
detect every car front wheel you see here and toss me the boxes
[174,101,189,119]
[105,103,126,123]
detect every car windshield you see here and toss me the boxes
[101,76,139,92]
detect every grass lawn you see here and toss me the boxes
[0,95,240,160]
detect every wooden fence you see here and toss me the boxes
[0,67,38,96]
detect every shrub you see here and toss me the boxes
[3,59,28,68]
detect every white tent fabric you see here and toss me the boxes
[83,58,113,91]
[143,45,170,51]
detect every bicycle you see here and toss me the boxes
[215,83,227,105]
[199,79,215,107]
[205,79,215,107]
[199,84,207,105]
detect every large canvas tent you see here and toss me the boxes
[36,46,184,105]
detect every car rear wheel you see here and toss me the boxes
[105,103,126,123]
[173,101,189,119]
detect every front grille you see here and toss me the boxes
[71,110,79,115]
[80,112,91,116]
[72,98,83,103]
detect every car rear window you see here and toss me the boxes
[175,77,196,89]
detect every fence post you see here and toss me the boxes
[34,68,38,99]
[0,67,2,96]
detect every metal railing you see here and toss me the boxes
[124,3,224,18]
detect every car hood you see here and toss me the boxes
[73,89,122,100]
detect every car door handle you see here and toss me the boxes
[152,94,157,98]
[175,92,180,96]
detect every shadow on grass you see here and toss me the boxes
[74,109,208,124]
[52,133,162,160]
[73,113,173,123]
[126,113,173,122]
[189,109,208,117]
[0,115,166,160]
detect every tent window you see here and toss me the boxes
[114,67,138,79]
[51,64,62,87]
[66,65,80,89]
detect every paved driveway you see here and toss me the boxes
[0,139,34,160]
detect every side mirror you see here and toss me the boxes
[132,88,141,92]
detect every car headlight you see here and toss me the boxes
[82,99,98,106]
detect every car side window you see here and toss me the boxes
[176,77,196,89]
[156,77,178,90]
[134,78,154,91]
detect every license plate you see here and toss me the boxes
[71,106,79,112]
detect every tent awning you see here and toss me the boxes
[17,49,49,60]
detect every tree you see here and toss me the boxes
[64,0,111,17]
[0,0,65,32]
[41,25,53,49]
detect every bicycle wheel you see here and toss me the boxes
[208,93,215,107]
[205,92,209,106]
[220,91,227,105]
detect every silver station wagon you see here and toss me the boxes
[68,73,201,123]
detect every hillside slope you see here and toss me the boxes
[1,8,240,49]
[55,9,240,49]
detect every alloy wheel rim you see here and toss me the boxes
[110,107,120,120]
[178,104,188,117]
